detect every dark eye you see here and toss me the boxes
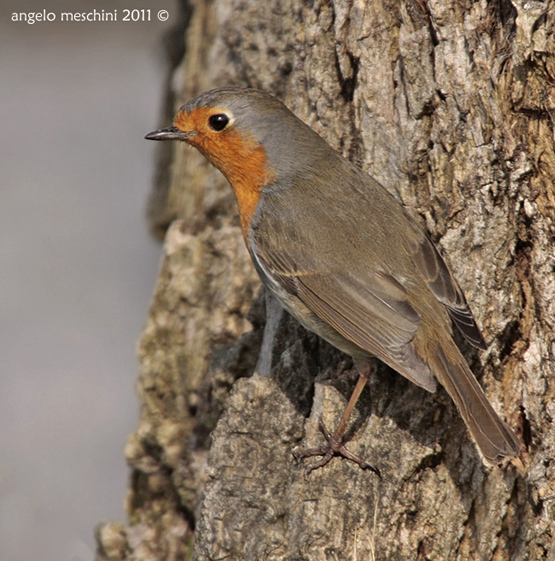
[208,113,230,131]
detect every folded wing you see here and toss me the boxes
[258,248,438,392]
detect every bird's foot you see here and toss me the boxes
[293,418,381,477]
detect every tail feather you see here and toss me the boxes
[432,344,520,462]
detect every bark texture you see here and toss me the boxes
[96,0,555,559]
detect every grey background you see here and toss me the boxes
[0,2,176,560]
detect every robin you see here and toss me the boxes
[146,87,520,473]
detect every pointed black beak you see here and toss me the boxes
[144,126,194,141]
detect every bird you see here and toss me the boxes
[145,87,520,473]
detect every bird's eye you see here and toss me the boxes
[208,113,230,132]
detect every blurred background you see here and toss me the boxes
[0,2,177,560]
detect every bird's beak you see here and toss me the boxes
[144,126,194,141]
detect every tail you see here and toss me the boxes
[431,342,520,462]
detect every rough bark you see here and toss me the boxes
[96,0,555,559]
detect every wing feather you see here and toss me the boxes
[257,245,437,392]
[410,235,487,350]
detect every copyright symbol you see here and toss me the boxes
[158,10,169,21]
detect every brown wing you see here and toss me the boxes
[409,234,487,350]
[256,249,437,392]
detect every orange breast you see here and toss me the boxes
[174,108,276,239]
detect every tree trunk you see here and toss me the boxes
[96,0,555,559]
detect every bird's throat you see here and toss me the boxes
[201,131,275,240]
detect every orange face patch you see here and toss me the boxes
[174,107,275,238]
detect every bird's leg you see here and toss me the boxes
[254,290,283,377]
[293,362,380,476]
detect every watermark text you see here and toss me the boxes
[11,9,169,25]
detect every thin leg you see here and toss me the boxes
[293,362,380,476]
[254,291,283,377]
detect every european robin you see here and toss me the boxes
[146,87,520,473]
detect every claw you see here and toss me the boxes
[293,417,381,477]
